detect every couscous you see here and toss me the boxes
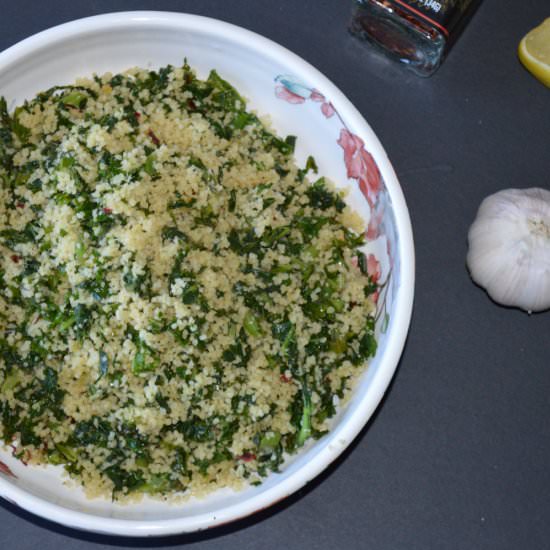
[0,63,378,499]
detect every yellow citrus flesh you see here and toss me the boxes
[519,18,550,87]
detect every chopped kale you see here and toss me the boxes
[0,62,381,499]
[306,177,346,212]
[123,266,153,299]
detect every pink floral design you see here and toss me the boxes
[337,129,382,208]
[366,254,381,282]
[275,86,305,104]
[310,90,324,102]
[275,74,395,330]
[321,102,335,118]
[274,80,336,119]
[366,254,382,303]
[350,253,382,303]
[0,459,16,478]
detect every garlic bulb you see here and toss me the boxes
[466,188,550,313]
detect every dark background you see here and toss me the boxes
[1,1,550,548]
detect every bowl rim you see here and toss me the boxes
[0,10,415,537]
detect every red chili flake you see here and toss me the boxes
[16,202,25,208]
[10,255,20,263]
[102,207,113,214]
[280,374,292,383]
[134,111,141,120]
[237,452,256,462]
[187,98,197,111]
[147,129,160,146]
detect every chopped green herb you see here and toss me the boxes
[0,62,380,500]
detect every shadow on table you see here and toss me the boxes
[0,346,407,547]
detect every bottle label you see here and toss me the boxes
[387,0,475,37]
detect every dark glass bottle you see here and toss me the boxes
[350,0,479,77]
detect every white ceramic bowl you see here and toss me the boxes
[0,11,414,536]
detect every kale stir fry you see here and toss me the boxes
[0,63,378,499]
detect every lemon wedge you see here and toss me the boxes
[519,18,550,87]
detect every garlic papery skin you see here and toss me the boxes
[466,188,550,313]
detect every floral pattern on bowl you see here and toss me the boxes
[0,460,16,479]
[275,75,399,333]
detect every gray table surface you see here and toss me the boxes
[1,1,549,548]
